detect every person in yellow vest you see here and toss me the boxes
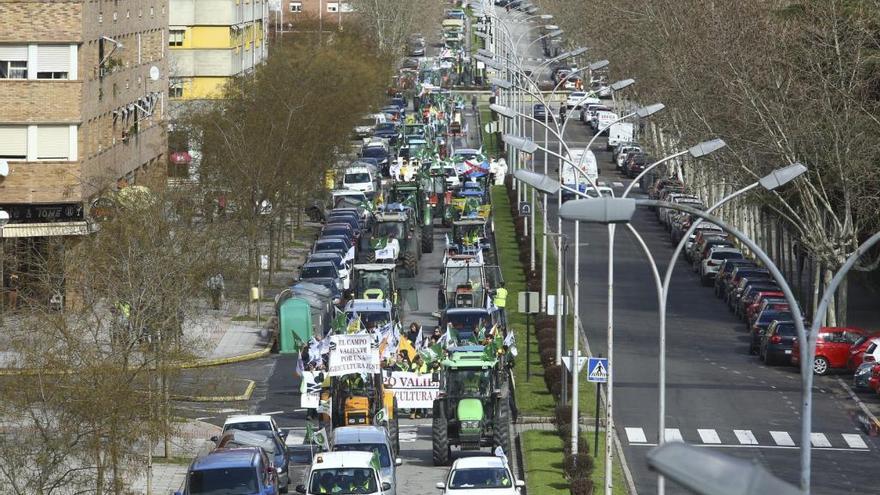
[409,354,429,418]
[493,282,508,327]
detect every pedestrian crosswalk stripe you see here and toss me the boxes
[664,428,683,442]
[697,429,721,444]
[624,427,647,443]
[770,431,795,446]
[810,433,831,447]
[612,182,625,188]
[842,433,868,449]
[734,430,758,445]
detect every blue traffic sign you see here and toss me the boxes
[587,357,608,383]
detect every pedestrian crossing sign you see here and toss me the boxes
[587,357,608,383]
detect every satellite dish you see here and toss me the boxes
[149,65,160,81]
[0,159,9,177]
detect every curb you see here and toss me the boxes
[0,341,274,376]
[171,379,256,402]
[837,377,880,436]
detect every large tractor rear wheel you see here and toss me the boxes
[422,225,434,253]
[403,251,418,276]
[493,399,512,458]
[432,402,451,466]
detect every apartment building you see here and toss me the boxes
[275,0,353,29]
[168,0,269,101]
[0,0,168,308]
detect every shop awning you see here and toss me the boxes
[1,221,92,238]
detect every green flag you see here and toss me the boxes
[374,407,388,425]
[314,427,330,452]
[370,450,382,472]
[305,422,315,443]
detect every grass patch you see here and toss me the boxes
[522,430,569,494]
[492,185,597,417]
[582,430,629,495]
[480,107,502,158]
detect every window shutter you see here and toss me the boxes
[37,126,70,160]
[0,45,27,61]
[37,45,70,72]
[0,126,27,157]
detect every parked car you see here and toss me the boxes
[532,103,548,121]
[737,285,781,320]
[749,309,792,354]
[847,334,880,371]
[342,166,377,195]
[213,430,291,492]
[700,248,744,285]
[853,361,880,390]
[760,320,798,365]
[306,252,351,291]
[177,447,279,495]
[713,259,759,298]
[300,261,343,292]
[435,456,524,495]
[623,153,649,178]
[791,327,869,375]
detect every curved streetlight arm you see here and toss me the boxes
[635,198,809,490]
[622,150,689,198]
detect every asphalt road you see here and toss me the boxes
[537,84,880,495]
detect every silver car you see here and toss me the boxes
[331,426,401,495]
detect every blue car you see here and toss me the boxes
[177,447,279,495]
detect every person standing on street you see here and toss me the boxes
[208,273,224,310]
[471,94,478,113]
[493,282,508,327]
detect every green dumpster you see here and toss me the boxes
[278,298,312,353]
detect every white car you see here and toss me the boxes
[565,91,599,120]
[343,166,376,194]
[701,247,744,284]
[222,414,286,441]
[435,456,524,494]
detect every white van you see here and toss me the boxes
[606,122,634,150]
[561,148,598,201]
[565,92,599,121]
[343,166,376,195]
[297,451,391,495]
[594,110,619,134]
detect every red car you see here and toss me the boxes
[792,327,868,375]
[848,334,880,371]
[745,290,784,323]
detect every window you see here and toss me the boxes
[169,78,183,98]
[36,126,70,160]
[37,45,71,80]
[0,45,28,79]
[290,2,302,12]
[169,30,184,47]
[0,126,27,159]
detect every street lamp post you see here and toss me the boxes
[560,195,810,494]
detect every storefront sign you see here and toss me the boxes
[0,204,83,224]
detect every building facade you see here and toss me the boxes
[169,0,269,101]
[274,0,353,31]
[0,0,169,308]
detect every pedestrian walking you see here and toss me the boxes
[471,94,478,113]
[493,282,508,327]
[208,273,225,310]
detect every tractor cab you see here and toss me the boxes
[370,204,421,276]
[439,256,486,310]
[352,263,399,303]
[450,218,491,257]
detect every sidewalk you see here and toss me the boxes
[127,420,222,495]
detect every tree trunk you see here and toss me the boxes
[837,273,848,326]
[824,267,837,327]
[812,258,821,324]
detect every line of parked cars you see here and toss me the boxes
[646,177,880,394]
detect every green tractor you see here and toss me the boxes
[387,178,434,254]
[431,347,514,465]
[368,204,421,276]
[428,165,455,227]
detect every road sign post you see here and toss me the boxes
[587,356,609,456]
[519,201,532,218]
[518,291,539,380]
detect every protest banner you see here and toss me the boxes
[300,371,323,409]
[328,334,381,376]
[383,371,440,408]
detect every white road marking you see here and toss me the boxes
[734,430,759,445]
[612,182,624,188]
[664,428,684,442]
[810,433,832,447]
[770,431,795,446]
[842,433,868,449]
[624,427,647,443]
[697,429,721,444]
[262,410,285,415]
